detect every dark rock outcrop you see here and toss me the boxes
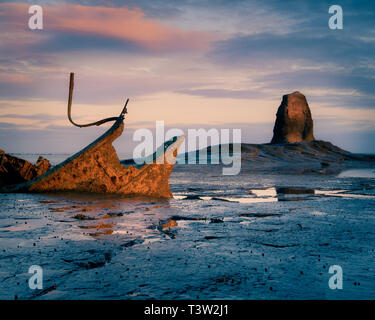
[35,156,51,176]
[0,153,51,188]
[271,91,315,144]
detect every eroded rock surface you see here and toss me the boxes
[271,91,315,144]
[0,152,51,188]
[35,156,51,176]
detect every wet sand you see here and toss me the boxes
[1,165,375,299]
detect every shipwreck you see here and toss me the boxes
[0,73,184,198]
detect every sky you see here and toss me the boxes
[0,0,374,157]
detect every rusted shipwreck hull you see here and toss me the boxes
[1,113,183,198]
[0,73,184,198]
[1,111,183,198]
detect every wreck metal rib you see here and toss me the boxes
[67,72,128,128]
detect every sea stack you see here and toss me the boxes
[271,91,315,144]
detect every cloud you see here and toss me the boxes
[0,2,215,52]
[0,2,218,103]
[0,122,15,129]
[1,0,374,154]
[255,69,375,108]
[203,0,375,109]
[208,30,375,108]
[175,88,267,100]
[210,32,375,67]
[0,113,67,121]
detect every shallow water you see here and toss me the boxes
[338,168,375,178]
[1,160,375,299]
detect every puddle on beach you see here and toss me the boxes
[173,185,375,203]
[2,171,375,299]
[0,193,177,244]
[4,184,371,246]
[3,183,374,245]
[338,168,375,178]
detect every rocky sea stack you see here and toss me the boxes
[237,91,375,174]
[271,91,315,144]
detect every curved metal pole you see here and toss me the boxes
[67,72,128,127]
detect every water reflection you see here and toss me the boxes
[338,169,375,178]
[173,185,375,204]
[36,193,175,243]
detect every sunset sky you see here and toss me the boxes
[0,0,374,157]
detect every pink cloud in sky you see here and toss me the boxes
[0,72,33,84]
[0,2,216,51]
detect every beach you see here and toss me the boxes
[1,160,375,299]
